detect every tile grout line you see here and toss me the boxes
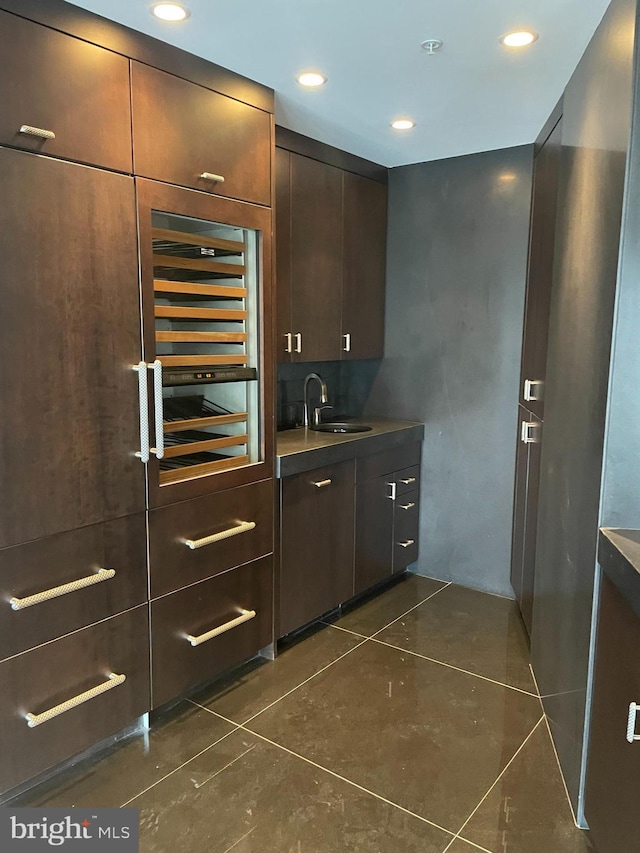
[541,713,580,829]
[190,634,371,729]
[119,725,241,808]
[191,705,461,844]
[445,715,545,851]
[368,636,539,698]
[370,581,453,638]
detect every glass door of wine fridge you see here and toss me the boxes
[136,180,273,507]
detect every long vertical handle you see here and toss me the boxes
[627,702,640,743]
[150,360,164,459]
[133,362,149,463]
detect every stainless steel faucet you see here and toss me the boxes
[303,372,329,427]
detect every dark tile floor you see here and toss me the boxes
[9,574,596,853]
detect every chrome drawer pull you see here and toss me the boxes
[627,702,640,743]
[387,482,397,501]
[343,333,351,353]
[187,609,256,647]
[521,421,541,444]
[313,479,332,488]
[19,124,56,140]
[398,539,415,548]
[294,333,302,353]
[524,379,544,402]
[183,520,256,550]
[25,673,126,728]
[399,477,417,485]
[399,502,416,511]
[284,332,293,353]
[10,568,116,611]
[200,172,225,183]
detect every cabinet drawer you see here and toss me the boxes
[395,465,420,496]
[151,556,273,708]
[0,605,150,795]
[148,480,273,598]
[394,489,420,572]
[0,514,147,662]
[131,62,271,206]
[0,11,132,172]
[357,443,422,482]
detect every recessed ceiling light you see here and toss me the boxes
[500,30,538,48]
[390,119,416,131]
[150,2,190,22]
[297,72,327,87]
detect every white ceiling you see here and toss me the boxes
[70,0,611,167]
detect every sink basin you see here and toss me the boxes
[312,422,372,434]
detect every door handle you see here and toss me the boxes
[284,332,293,353]
[627,702,640,743]
[521,421,541,444]
[387,482,397,501]
[294,333,302,353]
[343,333,351,353]
[133,362,149,463]
[524,379,544,402]
[199,172,225,183]
[149,360,164,459]
[19,124,56,140]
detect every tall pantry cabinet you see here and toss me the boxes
[0,0,275,795]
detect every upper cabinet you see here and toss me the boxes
[276,140,388,363]
[131,62,272,207]
[0,11,132,173]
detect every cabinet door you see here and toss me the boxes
[520,119,562,418]
[290,153,343,362]
[280,460,355,636]
[0,148,144,549]
[342,173,387,360]
[131,63,271,207]
[585,575,640,853]
[276,148,293,363]
[354,475,395,595]
[520,413,542,633]
[0,11,132,173]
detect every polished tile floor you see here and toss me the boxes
[10,574,596,853]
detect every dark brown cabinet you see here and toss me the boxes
[0,10,133,173]
[279,460,355,636]
[355,447,422,595]
[131,62,271,207]
[585,574,640,853]
[276,141,387,363]
[0,147,145,549]
[342,172,387,359]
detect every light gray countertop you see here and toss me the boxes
[599,528,640,620]
[276,418,424,477]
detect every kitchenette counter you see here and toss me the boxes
[598,528,640,621]
[276,419,424,477]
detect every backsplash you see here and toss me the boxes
[277,359,381,429]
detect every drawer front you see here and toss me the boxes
[0,514,148,662]
[357,443,421,482]
[131,62,271,206]
[151,556,273,708]
[394,489,420,572]
[148,479,273,598]
[0,605,150,795]
[0,12,132,172]
[395,465,420,496]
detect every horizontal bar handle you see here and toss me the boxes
[25,673,126,728]
[187,609,256,647]
[313,479,332,488]
[627,702,640,743]
[398,539,416,548]
[10,568,116,611]
[399,477,417,485]
[19,124,55,140]
[183,520,256,550]
[399,502,416,511]
[200,172,225,183]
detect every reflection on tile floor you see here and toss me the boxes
[9,573,594,853]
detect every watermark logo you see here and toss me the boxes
[1,809,139,851]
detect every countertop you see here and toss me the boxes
[276,418,424,477]
[598,528,640,620]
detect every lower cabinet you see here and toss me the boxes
[0,605,150,793]
[278,442,422,636]
[151,555,273,708]
[279,460,355,637]
[584,574,640,853]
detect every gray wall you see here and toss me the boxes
[363,146,534,597]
